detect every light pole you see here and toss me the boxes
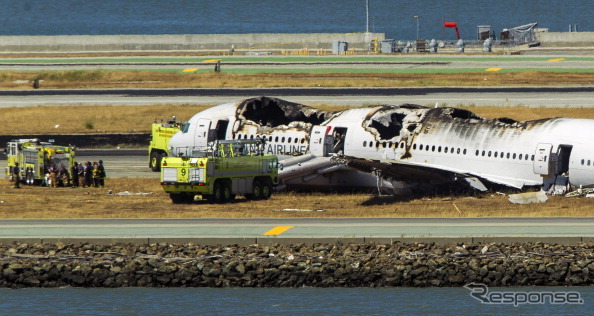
[413,15,420,39]
[366,0,370,33]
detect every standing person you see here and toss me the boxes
[98,160,106,187]
[77,162,85,187]
[12,163,20,188]
[71,161,79,187]
[84,161,93,188]
[59,166,70,187]
[49,165,57,188]
[92,162,100,187]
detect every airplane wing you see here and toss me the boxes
[331,155,528,192]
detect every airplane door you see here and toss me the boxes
[310,125,330,156]
[194,118,212,148]
[215,120,229,140]
[331,127,348,154]
[533,143,553,175]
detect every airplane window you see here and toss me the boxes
[513,153,516,159]
[506,153,510,159]
[426,145,430,151]
[281,137,285,142]
[420,144,424,150]
[525,154,529,160]
[250,135,254,139]
[269,136,273,142]
[181,123,190,133]
[438,146,442,153]
[382,142,387,148]
[482,150,485,157]
[531,155,534,161]
[400,142,405,149]
[432,145,436,152]
[295,138,299,143]
[488,151,491,157]
[363,141,367,147]
[519,154,523,160]
[413,144,417,150]
[369,141,374,147]
[457,148,460,154]
[589,160,591,166]
[494,152,498,158]
[475,150,479,156]
[236,134,241,139]
[301,138,305,143]
[444,147,448,153]
[288,137,292,143]
[463,149,466,155]
[275,137,279,142]
[582,159,585,165]
[376,142,380,148]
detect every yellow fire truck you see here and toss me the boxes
[149,117,183,172]
[160,139,278,203]
[5,139,76,185]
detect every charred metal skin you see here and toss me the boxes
[170,97,594,194]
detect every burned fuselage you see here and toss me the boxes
[232,96,333,157]
[338,104,593,190]
[170,97,594,192]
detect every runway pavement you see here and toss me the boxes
[1,87,594,107]
[0,55,592,71]
[0,217,592,245]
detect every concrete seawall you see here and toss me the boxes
[0,32,591,53]
[0,33,385,53]
[538,31,594,47]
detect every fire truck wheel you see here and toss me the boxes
[150,152,161,171]
[170,193,185,204]
[214,182,225,203]
[26,170,34,185]
[261,182,272,199]
[222,183,233,202]
[205,194,216,203]
[247,180,262,200]
[182,194,195,203]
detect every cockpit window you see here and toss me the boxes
[181,123,190,133]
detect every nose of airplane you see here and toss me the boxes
[168,131,184,156]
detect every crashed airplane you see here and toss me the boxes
[169,96,591,194]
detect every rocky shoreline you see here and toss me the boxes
[1,241,593,288]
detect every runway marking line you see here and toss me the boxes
[263,226,294,236]
[183,68,198,72]
[485,68,502,71]
[548,58,565,62]
[202,59,220,63]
